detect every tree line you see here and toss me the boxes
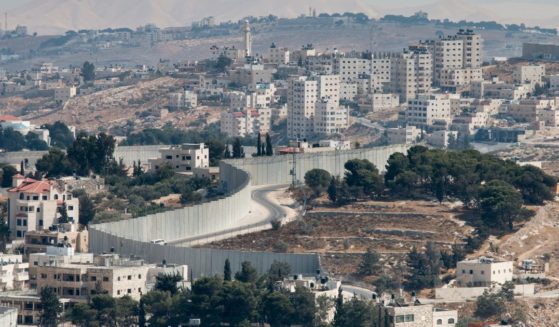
[304,146,555,233]
[39,260,377,327]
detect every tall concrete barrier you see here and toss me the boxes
[89,145,409,278]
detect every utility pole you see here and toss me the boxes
[290,150,297,187]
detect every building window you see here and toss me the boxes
[39,220,43,226]
[437,319,443,325]
[449,318,455,323]
[103,277,109,282]
[54,195,58,200]
[68,206,74,211]
[469,270,473,274]
[128,275,132,280]
[42,195,47,200]
[127,289,132,294]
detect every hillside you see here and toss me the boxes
[8,0,559,35]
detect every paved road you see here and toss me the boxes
[168,184,290,245]
[341,285,375,300]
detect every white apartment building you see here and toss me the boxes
[209,45,243,61]
[230,64,276,89]
[8,177,80,240]
[0,254,29,291]
[28,245,94,289]
[405,94,453,127]
[306,55,335,74]
[386,125,422,145]
[333,57,371,82]
[514,65,545,84]
[508,98,556,123]
[389,46,432,103]
[376,301,457,327]
[149,143,209,172]
[313,98,349,135]
[269,43,290,65]
[549,74,559,91]
[371,54,394,92]
[287,75,342,139]
[456,257,513,287]
[169,90,197,110]
[371,93,400,112]
[452,111,490,134]
[53,86,77,103]
[471,78,533,100]
[220,108,272,138]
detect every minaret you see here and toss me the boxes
[243,20,252,57]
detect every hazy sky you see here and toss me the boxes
[2,0,32,10]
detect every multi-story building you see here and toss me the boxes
[451,111,490,134]
[8,177,80,240]
[0,254,28,291]
[168,90,197,110]
[0,292,72,326]
[374,300,458,327]
[287,75,344,139]
[313,98,349,135]
[33,249,188,301]
[456,257,513,287]
[0,115,51,145]
[230,64,276,90]
[333,57,371,82]
[508,98,556,123]
[209,45,243,61]
[371,53,394,92]
[389,46,432,103]
[513,65,546,85]
[427,29,483,88]
[371,93,400,112]
[427,130,459,148]
[471,78,533,100]
[28,245,93,289]
[220,108,272,138]
[405,94,453,127]
[24,223,88,256]
[386,125,422,145]
[53,86,77,103]
[148,143,209,172]
[268,43,290,65]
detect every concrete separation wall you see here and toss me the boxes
[89,145,409,278]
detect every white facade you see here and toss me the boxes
[53,86,77,102]
[386,126,422,145]
[8,177,80,240]
[514,65,545,84]
[169,90,198,110]
[149,144,209,172]
[371,93,400,112]
[427,130,458,148]
[313,98,349,135]
[389,47,432,103]
[0,254,28,291]
[456,257,513,287]
[405,94,453,127]
[221,108,272,138]
[269,44,290,65]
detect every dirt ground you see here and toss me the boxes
[204,199,474,278]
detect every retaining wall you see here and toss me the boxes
[89,145,409,278]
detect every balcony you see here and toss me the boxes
[14,273,28,282]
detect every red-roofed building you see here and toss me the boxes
[7,177,79,240]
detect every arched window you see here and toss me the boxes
[436,319,443,325]
[54,194,59,200]
[448,318,455,323]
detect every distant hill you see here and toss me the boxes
[8,0,559,35]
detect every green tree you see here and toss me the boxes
[268,261,291,284]
[479,180,523,231]
[1,165,17,188]
[224,259,232,281]
[82,61,96,82]
[358,247,381,276]
[65,302,96,326]
[474,289,505,318]
[373,274,401,295]
[190,276,224,326]
[141,290,174,327]
[333,295,375,327]
[235,261,258,283]
[315,295,334,326]
[344,159,383,198]
[214,54,233,72]
[115,296,139,326]
[35,148,75,178]
[39,287,62,327]
[78,194,96,226]
[25,133,49,150]
[265,133,273,156]
[154,272,183,295]
[262,292,294,327]
[219,281,258,326]
[290,286,316,326]
[207,139,225,166]
[58,203,70,224]
[304,169,331,197]
[232,138,245,159]
[44,121,75,148]
[384,152,409,185]
[90,294,116,326]
[256,132,262,156]
[67,133,116,176]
